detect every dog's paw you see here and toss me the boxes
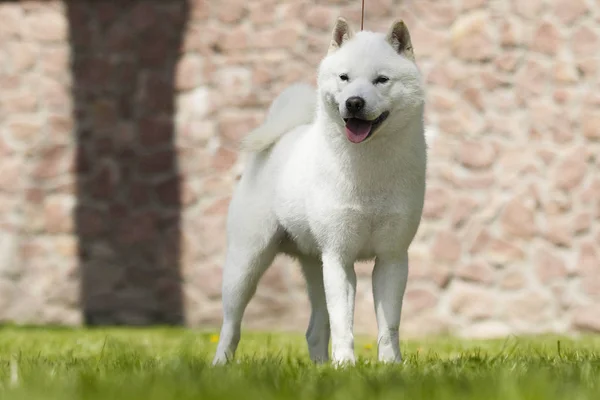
[332,359,356,369]
[378,356,403,364]
[211,354,229,366]
[331,351,356,369]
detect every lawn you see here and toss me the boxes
[0,327,598,399]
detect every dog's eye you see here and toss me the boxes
[339,74,349,82]
[374,76,389,84]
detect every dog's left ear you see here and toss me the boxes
[386,20,415,61]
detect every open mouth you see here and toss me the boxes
[343,111,390,143]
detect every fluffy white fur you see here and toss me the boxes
[213,18,427,366]
[241,83,316,152]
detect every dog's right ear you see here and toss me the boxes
[328,17,354,54]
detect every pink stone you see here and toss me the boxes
[450,197,479,228]
[211,147,238,172]
[306,6,335,31]
[582,111,600,141]
[505,291,550,323]
[33,145,71,181]
[218,113,260,147]
[500,19,522,47]
[543,217,572,248]
[554,0,589,25]
[495,51,522,72]
[413,0,457,28]
[555,148,587,190]
[248,2,276,26]
[0,158,22,191]
[534,246,568,284]
[189,0,210,20]
[513,0,546,19]
[500,269,526,290]
[554,58,579,84]
[426,60,469,89]
[458,141,496,169]
[577,58,599,80]
[258,261,288,293]
[429,88,459,112]
[462,86,484,111]
[24,11,67,42]
[500,196,537,238]
[450,12,495,61]
[432,232,462,263]
[487,237,525,264]
[6,120,42,151]
[176,54,203,91]
[44,195,75,234]
[553,89,572,105]
[578,242,600,299]
[408,253,451,288]
[571,24,599,56]
[215,0,246,24]
[573,306,600,333]
[541,190,571,215]
[253,27,298,49]
[221,26,249,51]
[582,178,600,204]
[516,60,548,100]
[449,282,496,320]
[203,196,231,216]
[531,20,561,55]
[0,5,23,38]
[455,261,495,285]
[403,287,438,317]
[461,0,487,11]
[7,41,37,73]
[355,261,373,277]
[410,23,446,59]
[422,186,449,219]
[573,213,592,235]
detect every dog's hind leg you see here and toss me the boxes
[300,256,330,363]
[212,228,279,365]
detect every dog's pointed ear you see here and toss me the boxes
[386,20,415,61]
[328,17,354,54]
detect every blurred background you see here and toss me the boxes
[0,0,598,338]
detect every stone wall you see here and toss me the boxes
[0,0,598,337]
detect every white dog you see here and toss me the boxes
[213,17,426,366]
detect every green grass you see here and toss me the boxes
[0,327,598,399]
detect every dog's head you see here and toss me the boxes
[318,18,425,144]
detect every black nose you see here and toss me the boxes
[345,96,365,114]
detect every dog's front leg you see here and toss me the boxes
[372,253,409,363]
[322,252,356,365]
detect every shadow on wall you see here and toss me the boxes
[66,1,189,325]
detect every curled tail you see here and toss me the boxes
[241,83,316,152]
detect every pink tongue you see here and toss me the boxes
[345,118,372,143]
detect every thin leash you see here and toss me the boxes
[361,0,365,30]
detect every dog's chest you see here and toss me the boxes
[277,184,420,259]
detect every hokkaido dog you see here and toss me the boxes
[213,17,426,366]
